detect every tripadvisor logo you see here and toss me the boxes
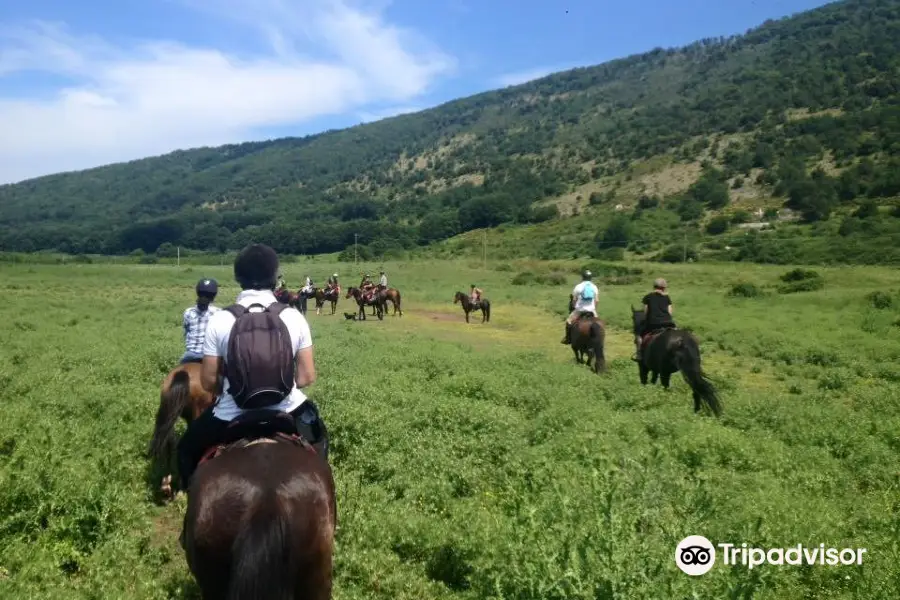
[675,536,867,575]
[675,535,716,576]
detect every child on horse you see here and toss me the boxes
[470,284,482,304]
[561,270,599,344]
[633,277,676,361]
[181,278,219,364]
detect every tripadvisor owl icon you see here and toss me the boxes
[675,535,716,575]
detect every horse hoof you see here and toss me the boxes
[160,475,174,502]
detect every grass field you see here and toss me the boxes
[1,257,899,599]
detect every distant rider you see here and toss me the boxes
[181,278,220,364]
[378,270,388,291]
[470,284,482,304]
[634,278,676,361]
[561,270,599,344]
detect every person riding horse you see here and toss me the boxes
[634,278,676,361]
[176,243,329,494]
[561,270,599,344]
[377,270,388,292]
[470,284,482,305]
[360,273,376,300]
[181,278,220,364]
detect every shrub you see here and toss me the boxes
[511,271,568,286]
[865,291,893,309]
[657,244,698,263]
[706,216,730,235]
[727,282,765,298]
[777,268,824,294]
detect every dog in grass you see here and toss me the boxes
[343,312,358,321]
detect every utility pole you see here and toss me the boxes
[482,230,486,269]
[177,246,180,266]
[354,234,358,266]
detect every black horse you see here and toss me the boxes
[631,306,722,416]
[453,291,491,323]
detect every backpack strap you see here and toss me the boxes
[225,304,247,319]
[265,302,289,316]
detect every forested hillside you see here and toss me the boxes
[2,0,899,262]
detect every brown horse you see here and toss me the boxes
[315,287,339,315]
[182,411,336,599]
[379,287,403,317]
[453,291,490,323]
[567,314,607,374]
[148,361,216,499]
[346,287,383,320]
[275,286,299,308]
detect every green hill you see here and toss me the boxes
[2,0,900,264]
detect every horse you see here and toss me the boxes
[275,287,299,309]
[453,291,490,323]
[148,361,216,499]
[379,287,403,317]
[315,287,339,316]
[631,306,723,417]
[182,410,336,599]
[346,287,383,321]
[566,298,606,374]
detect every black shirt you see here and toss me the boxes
[642,291,673,329]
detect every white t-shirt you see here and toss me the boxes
[572,281,599,312]
[202,289,312,421]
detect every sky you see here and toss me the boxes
[0,0,834,184]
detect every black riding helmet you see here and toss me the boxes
[582,270,593,280]
[234,244,279,290]
[196,278,218,296]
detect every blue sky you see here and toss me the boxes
[0,0,833,183]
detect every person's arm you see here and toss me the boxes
[200,315,223,394]
[668,297,674,315]
[293,315,316,388]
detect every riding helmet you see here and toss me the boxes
[582,270,592,280]
[196,278,218,295]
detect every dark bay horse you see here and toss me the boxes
[631,306,722,416]
[346,287,383,320]
[566,299,606,374]
[315,287,339,315]
[379,287,403,317]
[148,361,216,499]
[453,291,490,323]
[183,413,336,599]
[275,287,299,309]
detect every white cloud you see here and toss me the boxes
[0,0,456,183]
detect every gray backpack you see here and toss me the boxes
[223,302,295,409]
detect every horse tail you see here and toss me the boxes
[394,291,402,315]
[227,494,295,600]
[673,336,722,417]
[148,370,190,460]
[483,299,491,322]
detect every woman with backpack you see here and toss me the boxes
[561,270,599,344]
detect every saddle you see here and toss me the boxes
[198,409,316,467]
[640,325,676,349]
